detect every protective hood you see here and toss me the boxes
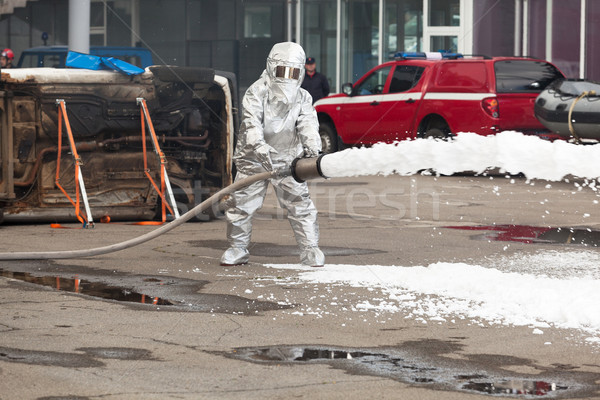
[265,42,306,113]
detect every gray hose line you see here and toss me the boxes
[0,170,275,260]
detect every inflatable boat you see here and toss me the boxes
[534,79,600,141]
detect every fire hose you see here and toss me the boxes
[0,156,327,260]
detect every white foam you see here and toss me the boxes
[266,259,600,338]
[320,131,600,181]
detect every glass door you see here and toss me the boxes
[90,0,107,46]
[423,0,471,53]
[91,0,136,47]
[302,0,336,91]
[341,0,380,84]
[384,0,423,56]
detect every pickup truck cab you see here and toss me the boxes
[16,46,154,69]
[315,52,565,153]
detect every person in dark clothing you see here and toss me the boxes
[301,57,330,104]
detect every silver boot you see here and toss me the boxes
[220,247,250,266]
[300,246,325,267]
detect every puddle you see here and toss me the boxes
[0,269,174,305]
[0,264,288,314]
[0,346,154,368]
[224,345,585,398]
[445,225,600,247]
[464,380,567,396]
[0,346,105,368]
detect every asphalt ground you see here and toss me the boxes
[1,173,599,399]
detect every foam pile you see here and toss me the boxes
[320,131,600,181]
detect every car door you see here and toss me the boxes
[339,65,392,144]
[377,65,425,142]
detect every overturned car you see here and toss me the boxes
[0,66,236,224]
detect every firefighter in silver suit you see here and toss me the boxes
[220,42,324,267]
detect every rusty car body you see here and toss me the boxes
[0,66,236,223]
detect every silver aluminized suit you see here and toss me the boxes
[221,42,324,267]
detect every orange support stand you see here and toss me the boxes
[54,99,94,228]
[137,97,180,224]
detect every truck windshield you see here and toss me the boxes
[18,53,65,68]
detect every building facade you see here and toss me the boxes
[1,0,598,95]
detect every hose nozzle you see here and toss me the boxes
[289,154,328,182]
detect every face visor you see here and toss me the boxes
[275,65,301,80]
[267,57,304,84]
[263,42,306,111]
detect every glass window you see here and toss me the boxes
[302,0,336,89]
[217,0,235,40]
[54,2,69,45]
[90,1,105,28]
[20,1,68,47]
[431,36,457,53]
[385,0,423,56]
[106,0,133,47]
[90,34,104,46]
[552,1,581,78]
[388,65,424,93]
[188,0,223,41]
[429,0,459,26]
[341,0,379,83]
[17,54,38,68]
[587,1,600,81]
[528,0,547,60]
[304,2,320,29]
[188,41,211,67]
[472,0,514,57]
[353,66,392,95]
[140,0,186,65]
[244,6,271,38]
[494,60,564,93]
[403,9,422,52]
[21,53,65,68]
[8,8,30,52]
[41,54,63,68]
[30,2,55,46]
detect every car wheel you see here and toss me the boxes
[319,123,338,154]
[419,118,451,140]
[423,127,446,139]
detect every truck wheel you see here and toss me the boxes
[424,127,446,139]
[319,123,339,154]
[419,118,451,140]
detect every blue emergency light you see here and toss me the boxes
[394,51,463,60]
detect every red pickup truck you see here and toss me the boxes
[315,52,565,153]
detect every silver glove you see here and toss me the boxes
[254,142,278,171]
[303,146,319,158]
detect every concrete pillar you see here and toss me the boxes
[69,0,90,53]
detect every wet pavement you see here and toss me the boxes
[224,342,583,397]
[0,346,154,368]
[0,263,287,314]
[1,174,600,399]
[445,224,600,247]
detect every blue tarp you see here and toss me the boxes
[66,51,145,75]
